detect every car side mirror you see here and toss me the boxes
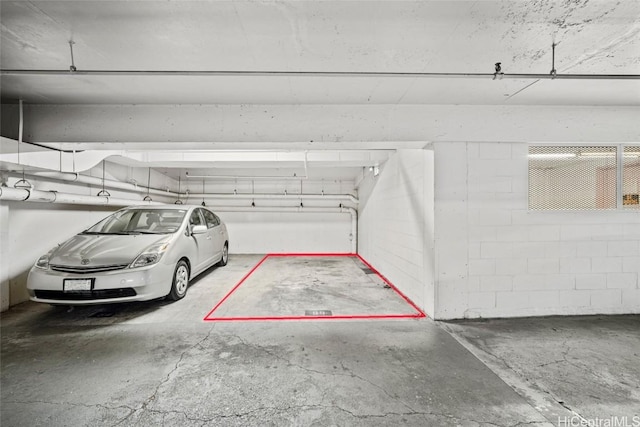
[191,225,207,235]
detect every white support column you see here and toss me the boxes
[0,203,10,311]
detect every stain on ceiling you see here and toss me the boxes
[1,0,638,105]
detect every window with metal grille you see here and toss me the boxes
[623,145,640,209]
[528,146,617,210]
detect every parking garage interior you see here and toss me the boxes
[1,1,639,426]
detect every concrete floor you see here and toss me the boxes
[207,255,422,319]
[1,254,638,426]
[442,316,640,424]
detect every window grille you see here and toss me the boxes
[528,146,617,210]
[623,145,640,209]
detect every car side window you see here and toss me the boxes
[189,209,204,228]
[202,209,219,228]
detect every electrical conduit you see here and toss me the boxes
[0,188,358,252]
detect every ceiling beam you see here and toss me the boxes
[1,69,639,80]
[6,104,639,146]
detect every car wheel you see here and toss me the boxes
[168,260,189,301]
[218,242,228,267]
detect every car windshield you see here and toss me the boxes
[82,209,187,235]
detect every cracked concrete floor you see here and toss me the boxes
[442,316,640,425]
[2,255,632,426]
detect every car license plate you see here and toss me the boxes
[63,279,93,292]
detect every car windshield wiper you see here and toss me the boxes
[83,231,142,235]
[82,230,160,235]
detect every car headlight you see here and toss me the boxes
[130,242,170,268]
[34,247,58,270]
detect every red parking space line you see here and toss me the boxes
[203,253,427,322]
[205,314,424,322]
[356,254,427,318]
[203,254,269,320]
[267,253,356,257]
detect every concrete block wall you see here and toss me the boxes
[358,149,435,315]
[434,142,640,319]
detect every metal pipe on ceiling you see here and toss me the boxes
[0,187,357,252]
[188,192,358,204]
[26,170,179,198]
[6,170,359,203]
[186,175,308,181]
[18,99,23,144]
[0,186,158,206]
[0,69,638,80]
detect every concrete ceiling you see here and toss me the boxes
[2,1,639,105]
[1,0,639,181]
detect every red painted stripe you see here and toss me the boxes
[202,254,270,320]
[204,313,424,322]
[203,253,428,322]
[355,254,427,317]
[267,253,356,257]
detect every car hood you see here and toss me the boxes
[50,234,171,267]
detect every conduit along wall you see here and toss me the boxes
[2,169,358,206]
[0,186,160,206]
[0,186,357,253]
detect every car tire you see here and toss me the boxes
[218,242,228,267]
[168,260,189,301]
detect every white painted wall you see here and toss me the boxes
[0,203,10,311]
[358,149,435,316]
[0,202,117,308]
[219,211,352,254]
[434,142,640,319]
[192,176,356,254]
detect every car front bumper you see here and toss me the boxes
[27,262,174,305]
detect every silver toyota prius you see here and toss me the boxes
[27,205,229,305]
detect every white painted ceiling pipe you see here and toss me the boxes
[3,69,637,80]
[0,186,158,206]
[0,186,358,252]
[188,192,358,204]
[24,172,358,204]
[29,171,177,198]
